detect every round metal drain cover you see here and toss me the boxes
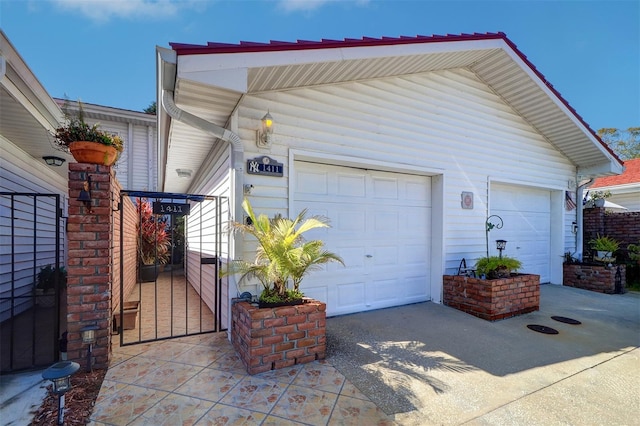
[527,324,559,334]
[551,316,581,325]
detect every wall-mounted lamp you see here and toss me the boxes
[42,361,80,425]
[77,175,92,213]
[572,221,578,234]
[256,111,274,148]
[176,168,192,178]
[496,239,507,258]
[80,324,98,372]
[43,156,66,166]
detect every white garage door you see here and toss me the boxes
[294,161,432,316]
[491,183,551,283]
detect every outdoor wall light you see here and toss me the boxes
[80,324,99,372]
[496,239,507,258]
[256,111,274,148]
[42,361,80,425]
[77,175,92,213]
[43,156,66,166]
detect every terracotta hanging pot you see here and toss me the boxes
[69,141,118,166]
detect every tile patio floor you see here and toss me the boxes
[90,332,395,425]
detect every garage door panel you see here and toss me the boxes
[370,278,400,303]
[337,173,366,197]
[404,274,430,298]
[371,177,399,200]
[337,246,366,271]
[336,282,366,310]
[405,243,429,264]
[297,171,329,195]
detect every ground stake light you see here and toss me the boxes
[42,361,80,425]
[80,324,99,372]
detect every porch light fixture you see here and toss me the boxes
[256,111,274,148]
[42,361,80,425]
[81,324,98,372]
[43,156,66,166]
[77,175,92,213]
[496,239,507,258]
[176,168,192,178]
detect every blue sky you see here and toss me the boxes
[2,0,638,131]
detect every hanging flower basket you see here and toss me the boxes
[69,141,118,166]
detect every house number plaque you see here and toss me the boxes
[153,202,191,216]
[247,156,283,177]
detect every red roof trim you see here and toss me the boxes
[168,32,622,166]
[169,32,507,55]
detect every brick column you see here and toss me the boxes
[66,163,113,370]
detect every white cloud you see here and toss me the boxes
[277,0,369,13]
[51,0,194,23]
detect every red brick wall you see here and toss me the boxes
[443,274,540,321]
[584,208,640,261]
[66,163,113,369]
[231,300,326,375]
[563,264,626,294]
[111,187,137,315]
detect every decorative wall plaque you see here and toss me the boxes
[461,191,474,209]
[247,156,283,177]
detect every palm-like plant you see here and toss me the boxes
[227,198,344,303]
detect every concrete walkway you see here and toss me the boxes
[326,285,640,425]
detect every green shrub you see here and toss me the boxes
[475,256,522,279]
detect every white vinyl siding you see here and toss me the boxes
[232,68,574,290]
[1,141,67,321]
[189,142,232,327]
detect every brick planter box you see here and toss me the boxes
[231,299,326,375]
[563,263,626,294]
[443,274,540,321]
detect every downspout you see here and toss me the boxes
[161,89,245,318]
[576,177,594,261]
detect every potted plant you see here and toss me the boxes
[226,198,344,307]
[52,101,124,166]
[587,190,611,208]
[227,199,344,374]
[475,255,522,279]
[136,198,170,282]
[35,265,66,307]
[589,234,620,263]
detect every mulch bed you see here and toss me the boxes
[31,369,106,425]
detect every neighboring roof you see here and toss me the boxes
[158,32,623,193]
[591,158,640,188]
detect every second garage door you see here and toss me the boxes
[490,183,551,283]
[294,161,432,316]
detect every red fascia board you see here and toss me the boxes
[168,32,622,166]
[169,32,506,55]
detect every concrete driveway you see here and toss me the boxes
[326,284,640,425]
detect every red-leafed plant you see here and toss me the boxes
[136,198,170,265]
